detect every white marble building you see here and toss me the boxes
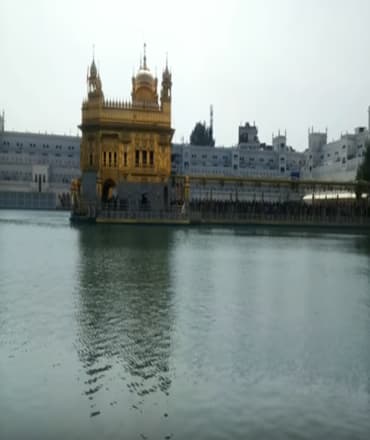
[302,110,370,181]
[0,114,80,208]
[170,122,306,202]
[172,122,305,180]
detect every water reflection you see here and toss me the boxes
[2,212,370,439]
[354,233,370,255]
[75,225,175,415]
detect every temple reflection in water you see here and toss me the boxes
[75,225,175,413]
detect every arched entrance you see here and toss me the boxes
[102,179,116,203]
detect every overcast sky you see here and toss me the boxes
[1,0,370,151]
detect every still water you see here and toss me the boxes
[1,210,370,439]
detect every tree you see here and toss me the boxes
[357,141,370,181]
[190,121,215,146]
[355,140,370,198]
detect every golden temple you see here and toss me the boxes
[78,44,174,210]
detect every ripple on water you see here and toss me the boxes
[2,217,370,439]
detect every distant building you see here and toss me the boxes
[0,116,80,208]
[302,109,370,181]
[170,124,307,202]
[172,123,304,180]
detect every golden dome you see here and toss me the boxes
[131,44,159,105]
[135,67,155,87]
[134,43,156,88]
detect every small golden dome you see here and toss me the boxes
[135,68,154,87]
[131,44,159,105]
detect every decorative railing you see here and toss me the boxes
[188,211,370,226]
[72,199,370,227]
[99,208,187,221]
[103,99,133,109]
[103,99,160,111]
[188,200,370,225]
[82,98,160,111]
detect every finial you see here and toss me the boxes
[143,42,147,69]
[89,46,97,78]
[165,52,168,69]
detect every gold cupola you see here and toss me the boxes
[131,44,158,106]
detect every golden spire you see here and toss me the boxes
[89,44,97,78]
[163,52,170,77]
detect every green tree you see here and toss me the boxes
[190,122,215,146]
[355,141,370,198]
[357,141,370,181]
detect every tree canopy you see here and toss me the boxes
[356,140,370,182]
[355,140,370,199]
[190,121,215,146]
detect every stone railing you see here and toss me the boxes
[189,211,370,226]
[99,208,187,221]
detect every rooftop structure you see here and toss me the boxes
[302,111,370,181]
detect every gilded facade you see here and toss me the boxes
[79,46,174,209]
